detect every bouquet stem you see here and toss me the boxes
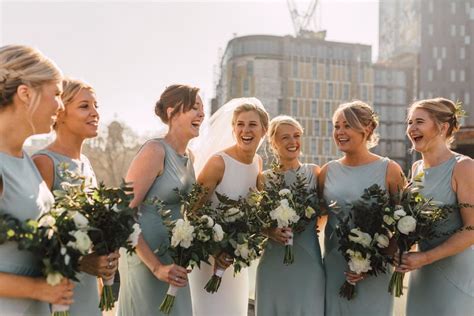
[51,304,70,316]
[284,231,294,265]
[99,276,115,311]
[388,271,405,297]
[159,285,178,314]
[204,268,225,293]
[339,281,356,300]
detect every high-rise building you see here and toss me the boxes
[214,34,373,165]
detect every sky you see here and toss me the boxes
[0,0,379,136]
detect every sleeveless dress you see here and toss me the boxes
[0,152,53,315]
[406,154,474,316]
[117,139,195,316]
[189,152,259,316]
[323,158,394,316]
[255,164,325,316]
[34,149,100,316]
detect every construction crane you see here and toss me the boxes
[287,0,323,38]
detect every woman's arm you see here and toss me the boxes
[399,158,474,271]
[32,154,55,190]
[385,160,407,197]
[197,155,225,202]
[127,141,188,287]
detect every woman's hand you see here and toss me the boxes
[344,271,366,284]
[266,227,292,245]
[153,263,189,287]
[33,277,75,305]
[394,251,430,273]
[214,252,234,270]
[79,251,120,280]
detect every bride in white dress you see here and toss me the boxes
[189,98,269,316]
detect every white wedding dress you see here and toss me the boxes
[189,152,260,316]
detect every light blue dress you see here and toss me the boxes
[323,158,394,316]
[255,164,325,316]
[117,139,195,316]
[0,151,53,315]
[34,149,100,316]
[407,154,474,316]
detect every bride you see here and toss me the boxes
[189,98,269,316]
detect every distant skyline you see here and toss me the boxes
[1,0,378,136]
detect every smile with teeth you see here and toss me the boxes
[337,137,349,144]
[286,146,298,152]
[87,121,98,126]
[241,136,254,143]
[411,135,423,142]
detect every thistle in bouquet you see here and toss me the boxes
[204,191,266,293]
[156,185,224,314]
[259,169,321,265]
[335,184,392,300]
[76,182,140,311]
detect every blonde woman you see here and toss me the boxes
[398,98,474,316]
[33,78,119,316]
[255,115,325,316]
[189,98,269,316]
[318,101,405,316]
[0,45,74,315]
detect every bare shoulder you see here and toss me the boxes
[197,154,225,187]
[32,153,54,189]
[387,159,404,177]
[256,153,263,171]
[453,155,474,180]
[312,164,321,177]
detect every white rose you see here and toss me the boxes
[200,215,214,228]
[69,230,92,253]
[383,215,395,225]
[347,250,372,274]
[38,215,55,228]
[128,223,141,247]
[46,272,63,286]
[269,199,300,228]
[394,206,407,220]
[234,243,250,260]
[72,212,89,229]
[225,208,243,223]
[397,216,417,235]
[278,189,292,197]
[305,206,316,219]
[374,233,390,248]
[212,224,224,242]
[171,219,195,248]
[348,228,372,248]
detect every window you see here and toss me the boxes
[428,0,433,13]
[313,120,320,136]
[246,61,253,76]
[433,46,438,58]
[460,47,466,59]
[327,121,333,136]
[451,69,456,82]
[428,69,433,82]
[451,24,456,36]
[460,25,466,36]
[442,47,447,59]
[293,59,298,77]
[243,79,249,95]
[328,83,334,99]
[465,92,470,105]
[451,2,456,14]
[437,59,442,71]
[465,36,471,45]
[314,82,321,98]
[312,63,318,79]
[311,141,317,155]
[325,64,331,80]
[362,86,368,101]
[323,139,330,155]
[343,84,350,100]
[292,99,298,115]
[428,24,434,36]
[324,101,331,118]
[295,81,302,97]
[311,100,318,116]
[460,70,466,82]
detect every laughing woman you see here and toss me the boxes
[398,98,474,316]
[255,115,325,316]
[319,101,405,316]
[117,84,204,316]
[33,78,119,316]
[0,45,74,315]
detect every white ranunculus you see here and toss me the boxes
[278,189,292,198]
[394,208,407,220]
[46,272,63,286]
[348,228,372,248]
[383,215,396,225]
[224,208,243,223]
[347,250,372,274]
[397,216,417,235]
[38,215,55,228]
[128,223,141,247]
[200,215,214,228]
[305,206,316,218]
[212,224,224,242]
[269,199,300,228]
[171,219,195,248]
[69,230,92,253]
[374,233,390,248]
[234,243,250,260]
[72,212,89,229]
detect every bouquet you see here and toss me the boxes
[258,169,320,264]
[204,191,266,293]
[387,172,459,297]
[335,184,392,300]
[61,181,140,311]
[156,185,224,314]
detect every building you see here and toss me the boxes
[214,33,373,165]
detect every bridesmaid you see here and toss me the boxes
[397,98,474,316]
[255,115,325,316]
[32,78,119,316]
[318,101,405,316]
[189,99,269,316]
[0,45,74,314]
[117,84,204,315]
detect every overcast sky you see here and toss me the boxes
[0,0,378,135]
